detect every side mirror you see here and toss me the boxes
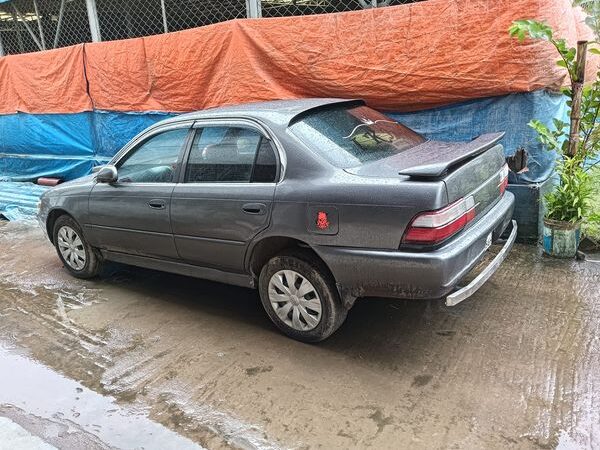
[91,165,105,174]
[96,165,118,183]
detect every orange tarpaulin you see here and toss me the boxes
[0,0,594,115]
[0,45,91,114]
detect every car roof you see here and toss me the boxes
[156,98,364,130]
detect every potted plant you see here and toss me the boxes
[509,19,600,257]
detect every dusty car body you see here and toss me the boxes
[38,98,516,341]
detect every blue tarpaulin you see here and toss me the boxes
[91,111,177,158]
[0,111,95,156]
[391,90,567,184]
[0,90,566,184]
[0,111,174,182]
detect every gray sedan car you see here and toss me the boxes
[38,98,516,342]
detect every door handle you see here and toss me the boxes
[242,203,267,215]
[148,199,166,210]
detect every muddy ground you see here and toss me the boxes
[0,220,598,449]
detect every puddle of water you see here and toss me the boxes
[0,344,204,450]
[2,219,599,449]
[0,222,283,449]
[0,416,58,450]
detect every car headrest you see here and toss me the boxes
[202,144,239,163]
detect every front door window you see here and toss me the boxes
[117,128,189,183]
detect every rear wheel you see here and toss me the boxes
[259,251,347,342]
[53,215,102,279]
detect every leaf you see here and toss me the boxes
[552,118,567,130]
[509,19,553,42]
[511,17,600,224]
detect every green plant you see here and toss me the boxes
[544,155,593,221]
[509,20,600,228]
[584,167,600,240]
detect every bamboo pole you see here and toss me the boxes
[568,40,588,157]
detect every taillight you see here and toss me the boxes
[499,164,509,195]
[403,196,477,245]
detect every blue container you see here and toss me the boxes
[542,219,581,258]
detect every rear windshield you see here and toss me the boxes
[290,105,425,168]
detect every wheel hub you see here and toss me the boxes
[57,225,86,271]
[268,270,323,332]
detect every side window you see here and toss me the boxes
[185,126,270,183]
[251,138,278,183]
[117,128,189,183]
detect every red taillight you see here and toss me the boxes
[403,196,477,245]
[499,164,509,195]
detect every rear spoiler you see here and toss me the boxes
[398,132,505,178]
[288,99,365,126]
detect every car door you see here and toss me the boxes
[86,124,192,259]
[170,121,279,272]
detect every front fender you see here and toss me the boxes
[37,178,94,241]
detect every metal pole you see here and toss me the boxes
[32,0,46,50]
[125,1,133,38]
[371,0,377,7]
[11,11,25,53]
[53,0,66,48]
[160,0,168,33]
[85,0,101,42]
[246,0,261,18]
[0,30,5,57]
[12,4,43,51]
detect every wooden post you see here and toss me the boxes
[568,40,588,157]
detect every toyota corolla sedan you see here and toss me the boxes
[38,99,516,342]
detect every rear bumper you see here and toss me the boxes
[314,191,515,301]
[446,219,516,306]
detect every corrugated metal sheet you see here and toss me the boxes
[0,182,48,221]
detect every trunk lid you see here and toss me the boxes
[345,133,507,221]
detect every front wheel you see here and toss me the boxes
[53,215,103,279]
[258,251,347,342]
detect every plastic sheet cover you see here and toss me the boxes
[0,111,171,181]
[0,91,566,183]
[0,0,593,114]
[392,91,568,184]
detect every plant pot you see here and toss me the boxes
[542,218,581,258]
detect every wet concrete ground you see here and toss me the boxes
[0,220,599,449]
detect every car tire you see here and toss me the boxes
[259,250,347,342]
[53,215,103,279]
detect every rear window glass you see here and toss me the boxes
[290,105,425,168]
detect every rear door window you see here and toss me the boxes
[251,138,278,183]
[184,126,278,183]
